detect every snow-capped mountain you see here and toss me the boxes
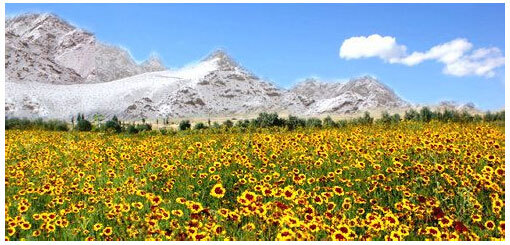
[5,13,165,84]
[5,51,409,119]
[6,50,308,119]
[6,13,416,120]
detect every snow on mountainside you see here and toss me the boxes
[6,50,308,119]
[5,13,418,120]
[291,76,409,115]
[5,51,409,119]
[5,13,166,84]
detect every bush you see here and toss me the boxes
[378,112,400,124]
[256,112,284,127]
[404,109,420,121]
[127,125,139,134]
[336,119,348,128]
[306,118,322,128]
[179,120,191,131]
[484,111,504,122]
[392,113,401,123]
[323,116,337,128]
[420,107,433,122]
[76,119,92,131]
[223,120,233,128]
[136,124,152,132]
[440,109,455,122]
[286,115,306,130]
[235,120,250,128]
[45,120,69,131]
[379,111,392,124]
[194,122,207,130]
[352,112,373,125]
[6,118,68,131]
[6,118,28,130]
[104,119,122,133]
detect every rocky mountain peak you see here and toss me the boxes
[6,12,166,84]
[301,78,321,86]
[347,75,381,86]
[6,13,86,41]
[204,49,230,60]
[203,49,240,72]
[141,55,166,72]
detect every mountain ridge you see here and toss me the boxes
[6,13,166,84]
[5,13,479,120]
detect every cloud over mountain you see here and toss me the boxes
[339,34,505,78]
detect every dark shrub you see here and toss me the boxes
[76,119,92,131]
[127,125,139,134]
[179,120,191,131]
[105,119,122,133]
[257,112,284,127]
[194,122,207,130]
[223,120,233,128]
[286,115,306,130]
[404,109,420,121]
[136,124,152,132]
[323,116,337,128]
[306,118,322,128]
[46,120,69,131]
[420,107,433,122]
[235,120,250,128]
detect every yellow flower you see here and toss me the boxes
[93,223,103,231]
[276,228,295,241]
[171,209,184,217]
[102,226,113,236]
[20,222,31,230]
[210,183,226,198]
[331,231,347,241]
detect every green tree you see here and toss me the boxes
[306,118,322,128]
[404,109,420,121]
[93,113,105,126]
[323,116,337,128]
[223,120,234,128]
[179,120,191,131]
[76,118,92,131]
[104,117,122,133]
[420,107,433,122]
[194,122,207,130]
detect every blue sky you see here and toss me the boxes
[6,3,505,110]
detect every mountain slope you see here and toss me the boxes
[5,13,166,84]
[6,50,309,119]
[291,76,409,115]
[5,13,415,120]
[5,53,409,119]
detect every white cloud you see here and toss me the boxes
[339,35,505,78]
[339,34,406,62]
[442,47,505,77]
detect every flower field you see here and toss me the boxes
[5,121,505,241]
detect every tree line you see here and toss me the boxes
[5,107,505,133]
[6,113,152,133]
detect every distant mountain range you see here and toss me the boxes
[5,13,478,120]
